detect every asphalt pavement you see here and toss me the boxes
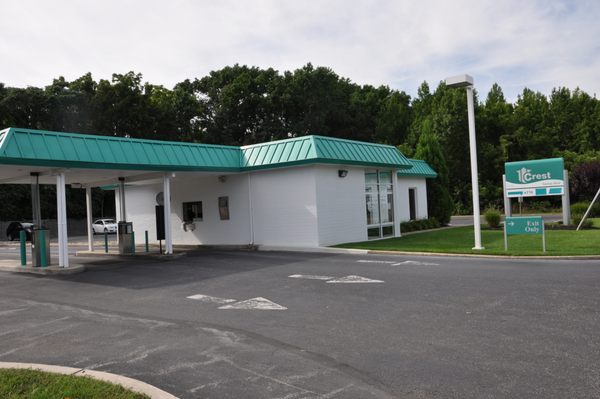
[0,250,599,398]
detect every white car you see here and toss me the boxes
[92,219,118,234]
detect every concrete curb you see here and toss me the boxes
[367,250,600,260]
[258,245,369,255]
[0,264,86,275]
[0,362,179,399]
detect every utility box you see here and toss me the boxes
[31,229,51,267]
[118,222,134,254]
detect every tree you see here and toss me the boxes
[415,118,453,225]
[570,161,600,202]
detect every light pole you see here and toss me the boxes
[445,74,484,250]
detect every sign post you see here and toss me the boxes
[504,216,546,252]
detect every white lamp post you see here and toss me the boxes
[445,74,484,250]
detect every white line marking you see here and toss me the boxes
[218,297,287,310]
[356,260,395,264]
[326,275,384,284]
[288,274,334,280]
[186,294,236,304]
[392,260,439,266]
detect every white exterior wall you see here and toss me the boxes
[249,166,319,247]
[314,165,367,246]
[126,173,251,246]
[123,168,428,248]
[396,177,429,222]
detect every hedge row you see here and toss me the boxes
[400,218,440,233]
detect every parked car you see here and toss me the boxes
[6,222,34,241]
[92,219,118,234]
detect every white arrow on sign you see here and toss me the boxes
[187,294,236,304]
[326,275,384,284]
[508,221,515,227]
[218,297,287,310]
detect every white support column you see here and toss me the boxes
[502,174,511,217]
[163,174,173,254]
[56,173,69,267]
[118,177,126,222]
[86,187,94,252]
[393,170,401,237]
[562,170,571,225]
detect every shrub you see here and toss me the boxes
[571,201,600,218]
[400,218,440,234]
[484,208,501,228]
[572,215,593,229]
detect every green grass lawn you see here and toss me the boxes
[0,369,149,399]
[336,224,600,256]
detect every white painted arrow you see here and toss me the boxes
[219,297,287,310]
[288,274,335,280]
[356,260,396,264]
[326,275,384,284]
[392,260,439,266]
[186,294,237,304]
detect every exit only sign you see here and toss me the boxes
[504,216,546,252]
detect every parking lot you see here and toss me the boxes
[0,249,599,398]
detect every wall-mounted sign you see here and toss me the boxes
[504,158,564,198]
[504,216,545,252]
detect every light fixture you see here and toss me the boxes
[338,170,348,178]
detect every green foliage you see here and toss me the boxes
[415,118,453,225]
[0,369,149,399]
[571,201,600,218]
[572,215,593,228]
[484,208,501,228]
[2,65,600,221]
[337,226,600,256]
[400,218,440,233]
[569,161,600,202]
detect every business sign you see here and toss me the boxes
[504,216,546,252]
[504,158,564,198]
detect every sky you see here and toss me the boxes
[1,0,599,102]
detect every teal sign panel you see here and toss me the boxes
[505,158,564,198]
[505,216,543,235]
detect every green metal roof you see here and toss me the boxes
[397,159,438,178]
[0,127,412,172]
[0,127,241,172]
[241,135,411,170]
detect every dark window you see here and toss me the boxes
[183,201,202,222]
[409,188,417,221]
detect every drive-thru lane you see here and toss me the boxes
[0,250,599,398]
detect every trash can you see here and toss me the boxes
[31,229,51,267]
[118,222,134,254]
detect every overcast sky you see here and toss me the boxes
[1,0,598,102]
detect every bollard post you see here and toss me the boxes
[104,232,108,253]
[39,230,47,267]
[131,231,136,255]
[145,230,149,253]
[20,230,26,266]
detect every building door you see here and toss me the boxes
[409,188,417,220]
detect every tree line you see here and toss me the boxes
[1,64,599,222]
